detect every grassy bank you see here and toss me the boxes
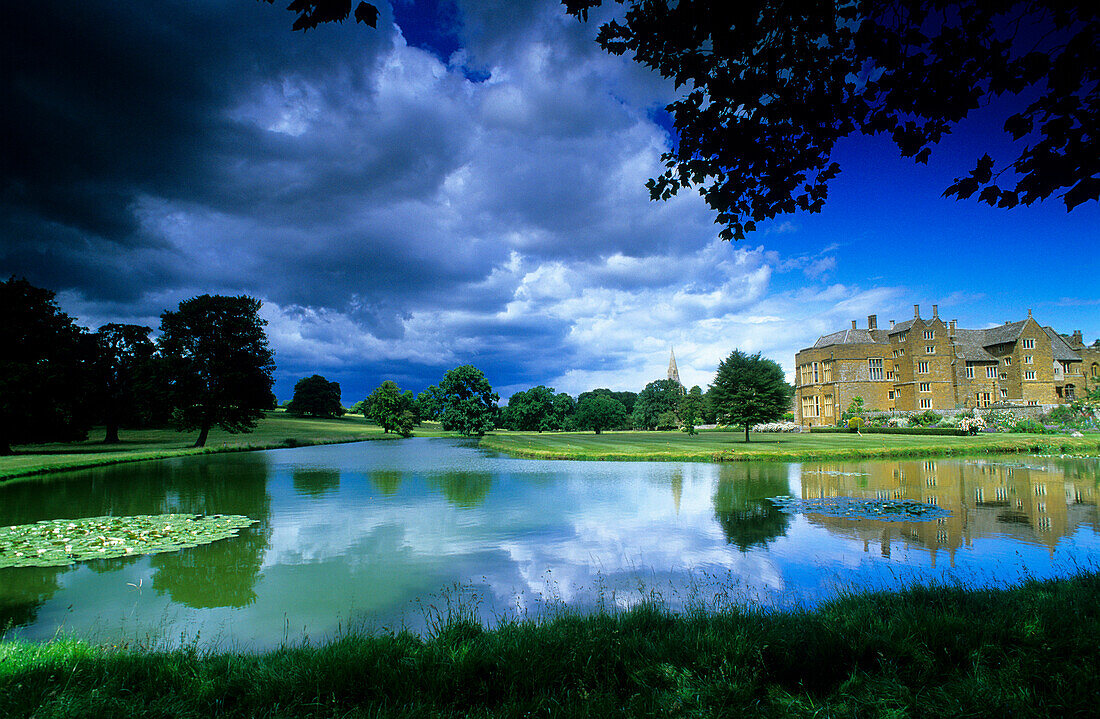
[479,429,1100,462]
[0,413,454,483]
[3,572,1099,717]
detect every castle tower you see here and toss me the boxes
[667,348,681,385]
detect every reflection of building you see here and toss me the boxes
[798,459,1099,565]
[794,305,1092,426]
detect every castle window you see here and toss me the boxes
[919,382,931,392]
[965,364,974,379]
[868,358,883,380]
[899,332,908,341]
[813,362,819,383]
[977,392,990,407]
[1003,356,1011,366]
[1028,400,1038,406]
[923,330,935,340]
[1024,371,1036,380]
[919,398,932,409]
[986,366,997,379]
[1066,384,1075,400]
[1025,355,1033,364]
[893,349,901,358]
[926,345,935,354]
[1001,388,1008,398]
[822,362,832,382]
[888,390,895,400]
[1023,338,1035,349]
[917,361,929,374]
[824,394,833,417]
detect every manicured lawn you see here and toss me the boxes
[480,429,1100,462]
[3,571,1100,718]
[0,413,454,482]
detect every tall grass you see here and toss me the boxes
[3,571,1100,717]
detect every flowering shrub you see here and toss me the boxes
[752,421,801,432]
[886,416,909,427]
[957,415,985,435]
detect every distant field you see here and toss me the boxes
[479,429,1100,462]
[0,413,453,482]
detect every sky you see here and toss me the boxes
[3,0,1098,403]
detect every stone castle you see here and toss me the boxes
[794,304,1100,426]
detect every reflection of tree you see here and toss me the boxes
[292,468,340,498]
[713,464,791,551]
[428,472,493,509]
[150,455,272,609]
[0,565,69,631]
[368,470,403,497]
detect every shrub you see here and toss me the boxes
[847,417,865,432]
[809,426,967,436]
[958,415,986,435]
[909,409,943,427]
[752,421,801,432]
[781,411,795,422]
[1009,418,1047,434]
[887,416,909,428]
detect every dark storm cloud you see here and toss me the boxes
[1,0,397,298]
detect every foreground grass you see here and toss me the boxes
[480,429,1100,462]
[3,572,1099,717]
[0,413,455,482]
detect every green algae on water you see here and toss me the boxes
[0,513,258,568]
[768,496,951,522]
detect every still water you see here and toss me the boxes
[2,439,1098,648]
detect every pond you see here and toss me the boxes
[2,438,1098,649]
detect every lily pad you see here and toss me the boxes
[0,514,258,569]
[768,497,950,522]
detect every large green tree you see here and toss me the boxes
[415,385,444,422]
[504,385,558,432]
[365,380,413,435]
[631,379,684,430]
[439,365,499,437]
[578,388,635,429]
[93,323,156,444]
[0,278,93,455]
[286,374,345,418]
[566,1,1098,239]
[158,295,276,448]
[573,394,628,434]
[709,350,791,442]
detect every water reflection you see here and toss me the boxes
[712,464,791,551]
[0,453,272,618]
[798,458,1100,563]
[293,468,341,498]
[1,440,1097,649]
[428,472,494,508]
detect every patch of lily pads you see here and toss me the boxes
[0,514,258,569]
[768,496,951,522]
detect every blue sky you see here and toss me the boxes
[2,0,1097,403]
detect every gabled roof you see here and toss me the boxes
[951,328,998,362]
[887,319,917,335]
[1042,327,1082,362]
[979,319,1028,346]
[812,328,883,348]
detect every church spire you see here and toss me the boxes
[667,348,681,385]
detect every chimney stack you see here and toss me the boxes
[932,304,939,318]
[851,320,857,330]
[867,314,877,330]
[950,319,957,336]
[890,319,895,329]
[1073,330,1083,345]
[1027,308,1032,318]
[913,304,920,318]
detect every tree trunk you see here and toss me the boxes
[103,422,120,444]
[0,435,11,456]
[745,424,750,443]
[193,420,211,448]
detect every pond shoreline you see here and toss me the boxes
[479,431,1100,463]
[3,570,1098,717]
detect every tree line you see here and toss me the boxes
[1,277,275,455]
[329,350,791,441]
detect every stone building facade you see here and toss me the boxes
[795,304,1092,426]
